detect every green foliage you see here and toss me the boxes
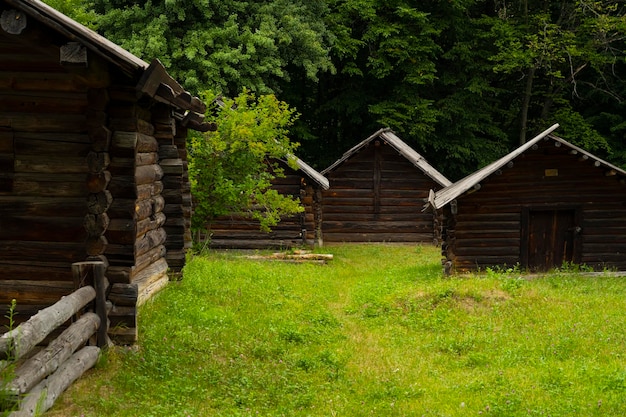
[41,0,98,27]
[87,0,335,95]
[188,90,303,235]
[45,0,626,178]
[0,300,18,416]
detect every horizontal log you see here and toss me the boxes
[136,228,167,258]
[159,145,179,159]
[136,152,158,166]
[0,286,95,360]
[111,131,158,153]
[0,196,86,217]
[108,283,137,306]
[12,173,87,198]
[14,156,87,174]
[208,239,305,249]
[11,346,100,417]
[134,245,167,277]
[159,159,184,175]
[1,113,87,132]
[136,164,164,185]
[0,215,85,241]
[12,136,90,156]
[108,305,136,329]
[9,312,100,395]
[137,182,163,199]
[108,118,154,136]
[0,71,85,92]
[322,232,434,243]
[0,265,74,284]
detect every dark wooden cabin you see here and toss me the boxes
[0,0,210,343]
[426,123,626,273]
[207,156,329,249]
[320,128,451,243]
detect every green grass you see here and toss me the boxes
[46,245,626,416]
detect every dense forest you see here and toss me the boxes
[48,0,626,181]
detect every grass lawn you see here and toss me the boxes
[46,244,626,416]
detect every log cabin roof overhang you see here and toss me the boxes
[426,123,626,211]
[290,155,329,190]
[2,0,210,132]
[321,127,452,188]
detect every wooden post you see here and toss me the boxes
[71,261,109,348]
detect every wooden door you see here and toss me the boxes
[525,209,580,271]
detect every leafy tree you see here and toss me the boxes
[86,0,335,95]
[484,0,625,151]
[188,91,304,235]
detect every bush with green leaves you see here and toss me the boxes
[189,90,304,238]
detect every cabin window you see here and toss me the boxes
[0,127,14,192]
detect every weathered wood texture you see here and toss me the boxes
[0,4,199,345]
[207,161,321,249]
[8,346,100,417]
[0,32,91,297]
[442,139,626,272]
[0,286,94,360]
[322,141,443,243]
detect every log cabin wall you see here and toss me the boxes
[207,161,321,249]
[1,0,206,343]
[443,138,626,272]
[159,117,192,272]
[0,23,94,325]
[105,87,169,343]
[322,140,444,243]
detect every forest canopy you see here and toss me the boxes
[46,0,626,180]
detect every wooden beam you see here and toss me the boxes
[1,9,27,35]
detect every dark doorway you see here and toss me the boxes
[523,208,581,271]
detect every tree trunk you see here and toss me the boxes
[519,66,535,145]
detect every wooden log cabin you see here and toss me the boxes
[425,124,626,273]
[320,128,451,243]
[207,156,329,249]
[0,0,211,343]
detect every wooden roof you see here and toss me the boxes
[321,128,452,187]
[3,0,210,131]
[427,123,626,210]
[289,155,330,190]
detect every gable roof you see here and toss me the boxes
[427,123,626,210]
[275,155,329,190]
[292,156,330,190]
[321,128,452,187]
[2,0,209,131]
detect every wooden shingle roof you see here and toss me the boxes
[322,128,452,187]
[426,123,626,210]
